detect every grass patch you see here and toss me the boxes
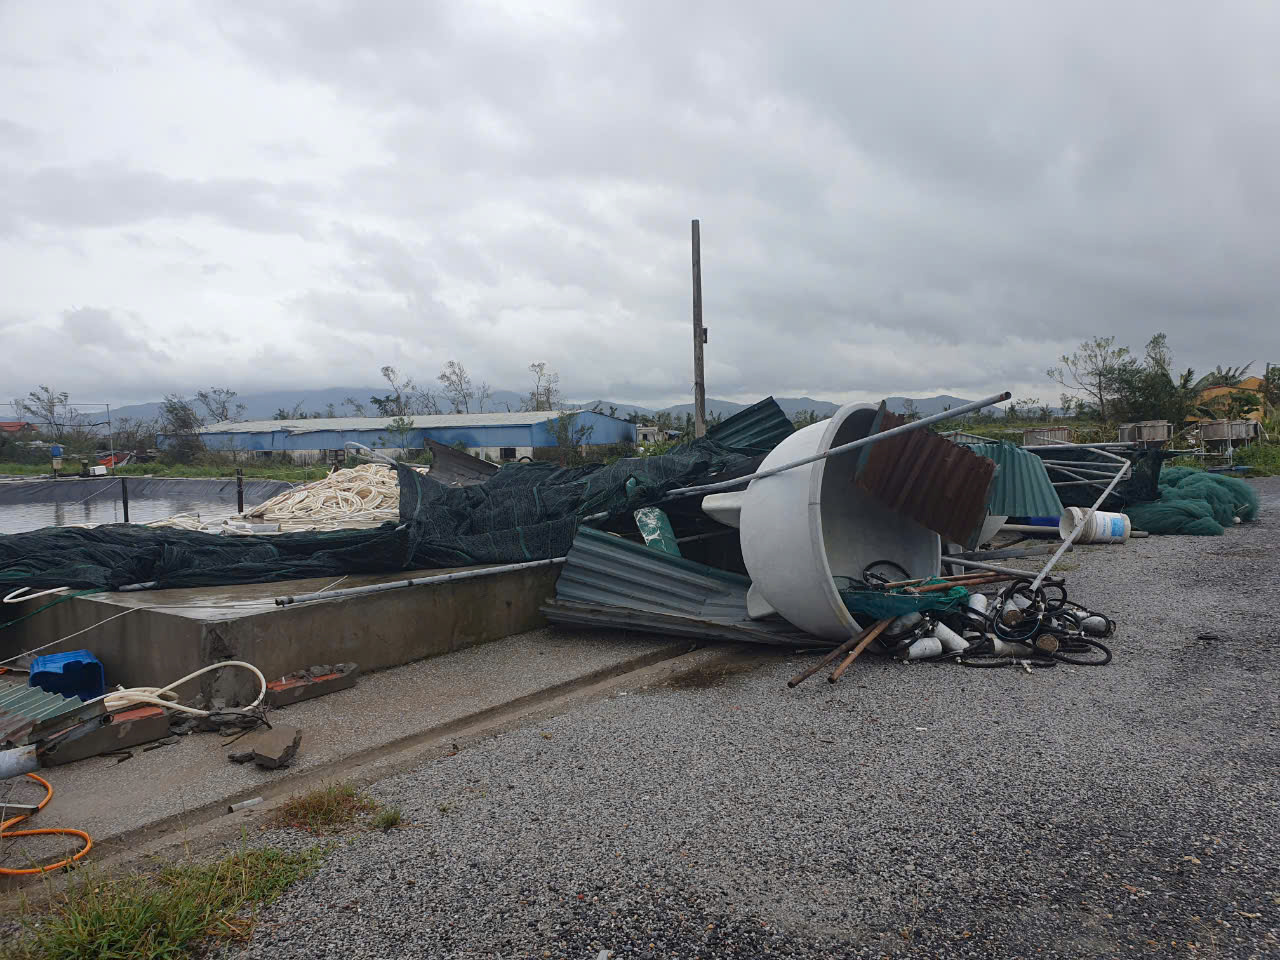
[1234,442,1280,477]
[266,781,377,834]
[2,846,324,960]
[370,807,402,831]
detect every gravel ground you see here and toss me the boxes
[229,479,1280,959]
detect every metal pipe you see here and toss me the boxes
[665,391,1011,498]
[998,523,1060,535]
[1042,462,1130,477]
[274,557,568,606]
[120,477,129,523]
[944,556,1061,579]
[1030,461,1128,591]
[1022,442,1135,451]
[1051,479,1117,487]
[959,543,1070,561]
[236,468,244,514]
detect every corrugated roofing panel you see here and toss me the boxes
[854,406,997,549]
[543,527,830,648]
[423,438,499,486]
[0,681,106,746]
[706,397,794,454]
[961,442,1063,519]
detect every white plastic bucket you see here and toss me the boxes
[1059,506,1131,544]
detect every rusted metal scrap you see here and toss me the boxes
[854,404,997,549]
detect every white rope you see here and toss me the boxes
[148,464,405,534]
[95,660,267,717]
[3,587,69,604]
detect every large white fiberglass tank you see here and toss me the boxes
[708,404,941,641]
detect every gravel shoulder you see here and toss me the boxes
[228,479,1280,960]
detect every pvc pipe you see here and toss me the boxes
[900,636,944,660]
[0,745,39,780]
[932,622,969,653]
[997,524,1064,536]
[274,557,568,606]
[665,391,1011,499]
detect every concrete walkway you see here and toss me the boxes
[6,628,685,864]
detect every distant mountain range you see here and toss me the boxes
[106,388,981,424]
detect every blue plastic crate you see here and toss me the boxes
[29,649,105,701]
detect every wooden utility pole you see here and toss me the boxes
[691,219,707,437]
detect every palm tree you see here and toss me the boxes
[1193,363,1253,390]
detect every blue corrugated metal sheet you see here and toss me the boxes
[961,442,1063,518]
[707,397,793,454]
[543,527,832,648]
[185,411,636,452]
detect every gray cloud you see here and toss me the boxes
[2,1,1279,408]
[1,167,319,235]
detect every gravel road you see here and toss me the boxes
[231,478,1280,959]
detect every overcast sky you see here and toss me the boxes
[2,1,1278,411]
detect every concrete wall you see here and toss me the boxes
[4,565,562,704]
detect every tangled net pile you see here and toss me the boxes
[1125,466,1260,535]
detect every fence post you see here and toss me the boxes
[121,477,129,523]
[236,468,244,514]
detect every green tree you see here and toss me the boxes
[1262,366,1280,416]
[1194,363,1253,390]
[385,415,417,455]
[13,385,84,441]
[371,366,438,417]
[159,395,204,462]
[525,362,562,412]
[1047,336,1131,422]
[437,360,474,413]
[548,411,593,465]
[194,387,245,424]
[1110,333,1199,425]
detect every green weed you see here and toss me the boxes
[2,846,323,960]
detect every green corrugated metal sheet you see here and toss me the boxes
[707,397,793,454]
[962,442,1063,518]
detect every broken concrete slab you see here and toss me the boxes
[41,706,171,766]
[226,726,303,769]
[267,663,359,708]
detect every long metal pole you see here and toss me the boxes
[274,557,567,606]
[665,391,1011,498]
[1030,461,1128,591]
[691,219,706,438]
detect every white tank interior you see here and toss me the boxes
[818,409,940,586]
[731,403,941,640]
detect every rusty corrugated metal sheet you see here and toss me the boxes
[854,405,996,549]
[707,397,794,455]
[0,680,106,747]
[542,527,830,648]
[962,442,1063,519]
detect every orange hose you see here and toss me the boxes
[0,773,93,875]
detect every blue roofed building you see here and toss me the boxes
[167,410,636,463]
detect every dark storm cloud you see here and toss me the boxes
[6,1,1280,407]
